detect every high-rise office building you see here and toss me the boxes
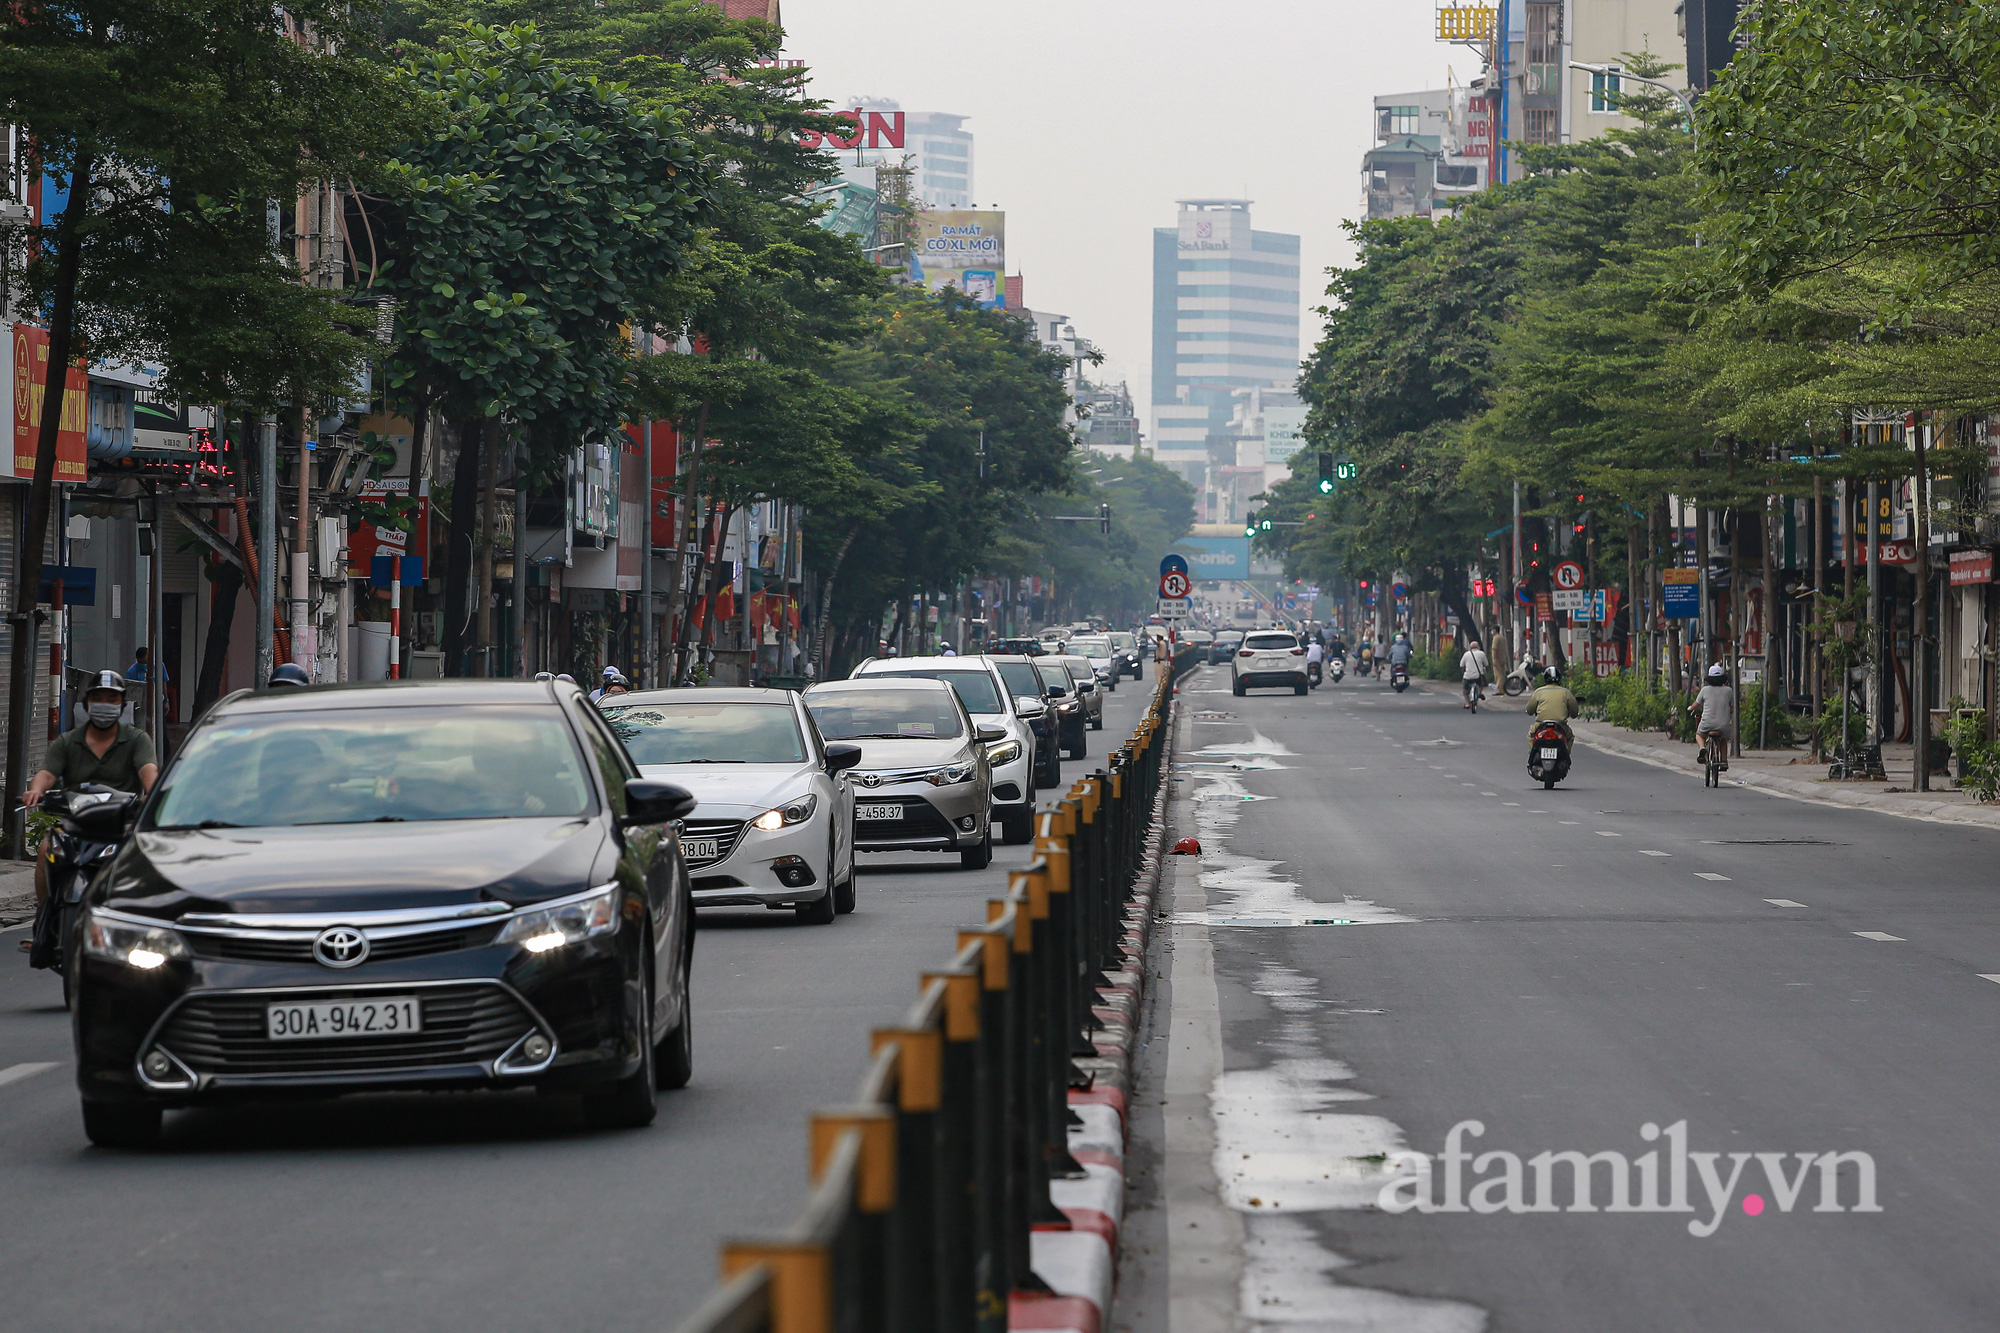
[1151,201,1301,507]
[838,99,974,210]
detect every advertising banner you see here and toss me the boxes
[1264,402,1307,465]
[11,325,88,481]
[1168,535,1250,582]
[911,211,1005,308]
[1661,566,1700,618]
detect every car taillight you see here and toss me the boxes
[1289,647,1305,656]
[1239,649,1254,657]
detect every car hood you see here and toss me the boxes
[102,818,611,920]
[842,736,974,774]
[635,762,816,816]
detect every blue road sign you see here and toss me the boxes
[1160,553,1189,578]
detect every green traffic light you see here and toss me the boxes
[1317,478,1334,494]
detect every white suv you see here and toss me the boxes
[1231,630,1308,697]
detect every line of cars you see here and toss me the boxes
[51,648,1119,1145]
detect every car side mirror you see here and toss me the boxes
[1015,696,1047,718]
[1046,684,1068,698]
[975,723,1008,743]
[622,779,697,826]
[824,742,863,774]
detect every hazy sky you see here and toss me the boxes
[785,1,1465,426]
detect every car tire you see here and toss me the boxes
[1105,679,1116,692]
[82,1101,161,1149]
[1090,713,1103,731]
[1067,735,1086,760]
[1294,682,1308,695]
[1232,677,1246,697]
[959,826,993,870]
[794,882,837,925]
[1000,807,1034,844]
[655,998,693,1091]
[585,964,659,1129]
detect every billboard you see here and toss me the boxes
[1168,535,1250,582]
[911,211,1005,308]
[11,325,88,481]
[1264,402,1306,464]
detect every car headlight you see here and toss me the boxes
[924,761,978,786]
[985,740,1023,766]
[82,910,190,970]
[497,884,619,954]
[751,793,819,831]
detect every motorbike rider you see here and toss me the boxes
[269,663,311,688]
[1688,664,1735,770]
[19,670,158,915]
[1459,637,1491,709]
[1525,665,1580,743]
[1388,632,1414,672]
[1304,636,1325,681]
[1326,632,1347,661]
[1356,640,1375,674]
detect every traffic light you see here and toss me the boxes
[1244,511,1259,538]
[1317,451,1334,494]
[1098,502,1110,534]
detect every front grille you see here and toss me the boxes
[681,818,746,869]
[184,924,496,966]
[854,799,953,841]
[157,985,534,1077]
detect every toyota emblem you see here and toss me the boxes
[855,773,882,788]
[312,926,370,969]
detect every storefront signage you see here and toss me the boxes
[1661,567,1700,619]
[11,325,88,481]
[1949,549,1993,585]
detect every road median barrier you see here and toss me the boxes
[671,662,1176,1333]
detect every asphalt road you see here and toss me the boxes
[0,674,1155,1333]
[1117,663,2000,1333]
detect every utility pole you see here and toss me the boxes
[1511,482,1523,664]
[1914,421,1932,791]
[256,417,277,690]
[640,418,654,689]
[293,408,313,676]
[1866,478,1881,746]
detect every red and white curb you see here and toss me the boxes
[1011,711,1174,1333]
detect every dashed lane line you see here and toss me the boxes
[1639,850,1671,857]
[0,1062,60,1089]
[1854,932,1904,942]
[1694,872,1731,882]
[1765,899,1808,908]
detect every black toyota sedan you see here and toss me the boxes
[67,678,697,1148]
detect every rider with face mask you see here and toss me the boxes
[19,670,160,915]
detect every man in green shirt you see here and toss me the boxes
[21,670,158,911]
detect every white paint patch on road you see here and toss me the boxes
[1595,831,1622,837]
[1639,850,1671,857]
[1979,974,2000,984]
[0,1061,59,1088]
[1694,872,1732,881]
[1216,961,1487,1332]
[1194,732,1296,758]
[1855,932,1904,942]
[1766,899,1807,908]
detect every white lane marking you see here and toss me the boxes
[1855,931,1904,942]
[0,1062,60,1088]
[1559,820,1580,825]
[1502,801,1520,807]
[1693,872,1731,881]
[1595,830,1622,837]
[1480,791,1498,797]
[1461,783,1475,787]
[1980,975,2000,985]
[1639,850,1671,857]
[1765,898,1808,908]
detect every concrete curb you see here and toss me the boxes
[1010,691,1175,1333]
[1574,723,2000,831]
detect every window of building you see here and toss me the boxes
[924,139,969,157]
[1526,3,1560,64]
[1436,164,1481,188]
[1377,105,1421,136]
[1522,108,1558,145]
[1590,66,1622,112]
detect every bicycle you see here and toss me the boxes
[1697,729,1729,787]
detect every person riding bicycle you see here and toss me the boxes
[1388,633,1414,669]
[1688,664,1735,770]
[1459,638,1491,709]
[19,670,158,917]
[1525,665,1580,742]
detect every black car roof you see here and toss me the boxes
[208,678,575,714]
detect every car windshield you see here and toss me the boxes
[600,701,807,764]
[994,660,1045,699]
[807,688,964,740]
[147,707,593,828]
[1068,637,1111,656]
[1056,659,1092,683]
[864,669,1004,715]
[1035,663,1070,691]
[1109,633,1136,649]
[1246,633,1299,651]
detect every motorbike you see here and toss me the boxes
[1307,659,1323,688]
[1390,662,1410,693]
[1527,722,1572,788]
[25,785,139,1006]
[1329,655,1346,684]
[1355,651,1375,677]
[1501,658,1540,697]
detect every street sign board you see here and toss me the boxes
[1160,569,1192,599]
[1390,581,1410,600]
[1661,566,1700,619]
[1514,581,1533,607]
[1157,596,1190,620]
[1534,592,1554,623]
[1553,560,1585,590]
[1159,552,1189,578]
[1551,588,1589,612]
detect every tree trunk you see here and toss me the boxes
[814,527,859,679]
[474,419,500,676]
[6,145,93,845]
[193,558,244,718]
[442,419,482,675]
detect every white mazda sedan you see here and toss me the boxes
[599,688,861,924]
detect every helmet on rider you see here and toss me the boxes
[269,663,311,688]
[83,670,128,729]
[1541,665,1561,684]
[1707,664,1728,683]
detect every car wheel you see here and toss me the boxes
[794,881,837,925]
[655,993,693,1091]
[1232,677,1246,697]
[1001,808,1034,844]
[1090,713,1103,731]
[585,963,659,1129]
[82,1101,161,1149]
[1105,680,1116,692]
[832,829,856,915]
[959,826,992,870]
[1294,682,1308,696]
[1067,735,1086,761]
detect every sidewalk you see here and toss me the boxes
[1571,720,2000,831]
[0,861,35,928]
